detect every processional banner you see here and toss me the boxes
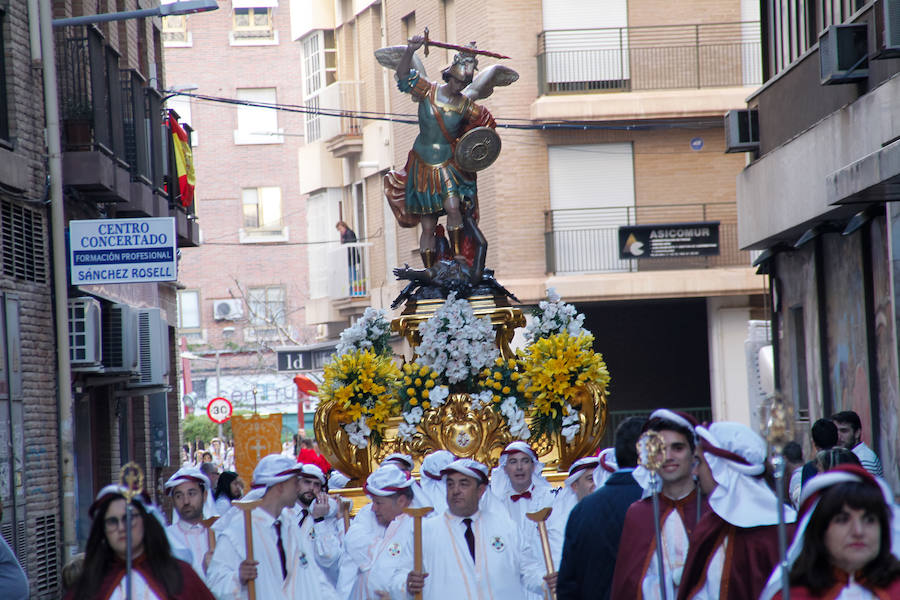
[231,413,283,484]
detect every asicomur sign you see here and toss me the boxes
[69,217,177,285]
[619,222,720,259]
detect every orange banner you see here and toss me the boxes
[231,413,283,485]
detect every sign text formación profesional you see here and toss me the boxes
[68,217,178,284]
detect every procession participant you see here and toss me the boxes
[592,447,617,489]
[760,464,900,600]
[336,464,415,600]
[210,438,226,471]
[200,462,220,494]
[206,454,330,599]
[381,453,415,474]
[612,409,708,600]
[224,441,236,472]
[67,485,213,600]
[165,467,216,577]
[419,450,457,515]
[489,441,556,527]
[557,417,645,600]
[544,456,599,566]
[214,471,243,515]
[293,463,342,588]
[407,459,551,600]
[677,422,797,600]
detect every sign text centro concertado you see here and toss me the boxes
[68,217,177,284]
[619,222,720,259]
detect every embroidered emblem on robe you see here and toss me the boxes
[491,536,505,552]
[389,542,402,557]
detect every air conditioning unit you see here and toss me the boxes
[127,308,170,388]
[68,297,102,371]
[213,299,243,321]
[881,0,900,57]
[724,109,759,153]
[820,23,868,84]
[102,303,139,374]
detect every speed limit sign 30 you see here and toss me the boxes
[207,397,233,424]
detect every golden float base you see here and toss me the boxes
[314,295,608,486]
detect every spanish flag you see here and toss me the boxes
[168,111,195,208]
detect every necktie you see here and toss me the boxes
[510,490,532,502]
[462,518,475,563]
[273,520,287,580]
[298,508,309,529]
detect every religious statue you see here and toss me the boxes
[376,30,518,291]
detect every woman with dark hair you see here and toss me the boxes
[761,464,900,599]
[212,471,242,514]
[815,446,861,473]
[66,485,213,600]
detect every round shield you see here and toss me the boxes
[454,127,502,172]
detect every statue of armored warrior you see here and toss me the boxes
[377,32,518,284]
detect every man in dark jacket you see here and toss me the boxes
[557,417,646,600]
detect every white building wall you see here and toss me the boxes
[707,295,753,425]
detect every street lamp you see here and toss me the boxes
[52,0,218,27]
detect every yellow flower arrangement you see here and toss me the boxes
[318,349,400,447]
[520,332,610,439]
[396,361,449,441]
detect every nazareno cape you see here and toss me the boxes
[676,512,792,600]
[610,487,709,599]
[65,554,214,600]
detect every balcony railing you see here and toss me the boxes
[544,203,754,274]
[537,21,762,95]
[310,241,370,299]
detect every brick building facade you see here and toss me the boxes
[162,0,315,426]
[1,2,200,596]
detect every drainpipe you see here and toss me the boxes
[38,0,78,561]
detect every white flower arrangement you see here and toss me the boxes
[416,293,498,385]
[500,396,530,440]
[525,287,589,343]
[467,390,494,412]
[560,403,581,444]
[344,417,372,449]
[336,307,391,357]
[397,384,450,442]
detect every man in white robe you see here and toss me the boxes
[419,450,456,515]
[206,454,335,600]
[489,441,557,527]
[292,463,342,590]
[165,467,216,579]
[336,464,415,599]
[407,459,550,600]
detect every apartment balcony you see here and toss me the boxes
[306,241,371,325]
[57,26,199,247]
[311,81,362,158]
[545,202,753,274]
[532,21,762,122]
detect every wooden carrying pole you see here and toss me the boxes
[201,516,219,553]
[232,499,263,600]
[403,506,434,600]
[341,499,353,533]
[526,507,556,600]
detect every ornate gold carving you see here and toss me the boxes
[315,299,608,482]
[392,295,525,359]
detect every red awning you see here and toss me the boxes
[293,375,318,396]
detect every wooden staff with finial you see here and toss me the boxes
[403,507,434,600]
[766,394,792,600]
[526,507,556,600]
[232,499,263,600]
